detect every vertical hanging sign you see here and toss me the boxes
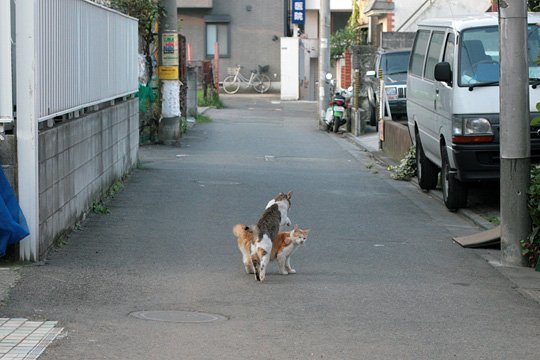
[160,32,179,79]
[292,0,305,25]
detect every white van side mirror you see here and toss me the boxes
[434,62,452,85]
[366,70,376,77]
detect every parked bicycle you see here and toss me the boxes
[222,65,271,94]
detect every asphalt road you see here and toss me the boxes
[1,94,539,359]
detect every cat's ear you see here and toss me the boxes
[293,224,299,231]
[287,191,293,199]
[304,229,310,234]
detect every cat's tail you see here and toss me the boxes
[232,224,250,237]
[233,224,260,242]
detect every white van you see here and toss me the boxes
[407,13,540,211]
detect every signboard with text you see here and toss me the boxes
[161,33,179,66]
[292,0,305,25]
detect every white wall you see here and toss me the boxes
[281,37,300,100]
[306,0,352,11]
[395,0,492,32]
[305,10,319,38]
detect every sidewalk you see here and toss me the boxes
[346,130,540,303]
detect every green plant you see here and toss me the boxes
[196,113,212,124]
[485,215,501,225]
[92,200,110,215]
[138,84,160,144]
[109,0,165,86]
[529,0,540,12]
[387,146,417,181]
[106,180,124,197]
[181,118,188,134]
[522,165,540,267]
[330,27,358,62]
[197,89,224,109]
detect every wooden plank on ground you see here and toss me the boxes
[453,225,501,248]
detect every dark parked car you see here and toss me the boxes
[366,49,411,126]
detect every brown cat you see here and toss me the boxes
[233,224,309,276]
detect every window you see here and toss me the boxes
[410,30,430,76]
[424,31,445,80]
[443,33,455,72]
[459,26,500,86]
[205,15,230,58]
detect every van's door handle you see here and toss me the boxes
[434,89,440,110]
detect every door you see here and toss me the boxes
[435,32,456,158]
[422,31,446,163]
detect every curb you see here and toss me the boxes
[344,131,540,304]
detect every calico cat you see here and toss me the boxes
[251,191,292,282]
[233,224,309,276]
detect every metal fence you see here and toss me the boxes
[37,0,138,122]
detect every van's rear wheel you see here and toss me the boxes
[416,133,438,190]
[441,146,467,211]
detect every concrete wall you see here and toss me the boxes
[306,0,353,11]
[381,120,412,162]
[38,99,138,258]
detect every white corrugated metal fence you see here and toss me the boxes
[37,0,138,122]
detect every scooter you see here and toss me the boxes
[324,73,352,133]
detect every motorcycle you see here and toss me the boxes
[324,73,352,133]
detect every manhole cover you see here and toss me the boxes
[130,310,227,323]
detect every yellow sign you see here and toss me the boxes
[159,66,178,80]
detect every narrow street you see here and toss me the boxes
[1,95,539,359]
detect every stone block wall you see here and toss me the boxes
[0,135,16,190]
[381,32,416,50]
[38,99,139,257]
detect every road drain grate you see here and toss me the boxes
[129,310,228,323]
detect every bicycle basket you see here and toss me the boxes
[227,67,237,75]
[258,65,269,74]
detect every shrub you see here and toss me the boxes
[388,146,417,181]
[198,89,224,109]
[523,165,540,267]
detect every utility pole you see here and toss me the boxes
[318,0,330,129]
[16,0,39,261]
[499,0,529,266]
[158,0,181,145]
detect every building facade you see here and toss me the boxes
[177,0,287,84]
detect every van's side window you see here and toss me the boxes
[410,30,430,76]
[443,33,455,72]
[424,32,445,80]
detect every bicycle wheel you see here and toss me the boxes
[253,74,271,93]
[223,75,240,94]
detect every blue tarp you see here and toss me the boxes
[0,167,29,257]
